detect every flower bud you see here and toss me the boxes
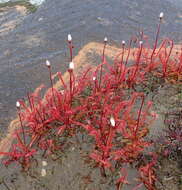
[46,60,51,67]
[68,34,72,42]
[104,37,108,43]
[93,76,96,81]
[110,116,115,127]
[122,40,126,46]
[69,61,74,70]
[159,12,164,19]
[139,41,143,46]
[16,101,20,108]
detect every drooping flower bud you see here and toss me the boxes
[46,60,51,67]
[69,61,74,70]
[68,34,72,42]
[104,37,108,43]
[110,116,115,127]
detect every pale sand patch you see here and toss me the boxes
[15,5,27,15]
[0,42,181,158]
[53,42,135,89]
[0,5,27,36]
[0,119,19,158]
[22,34,42,47]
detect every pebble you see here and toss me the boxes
[42,160,48,167]
[41,168,47,177]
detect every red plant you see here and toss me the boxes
[138,154,157,190]
[116,167,129,190]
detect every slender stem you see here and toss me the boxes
[100,165,107,177]
[2,177,11,190]
[118,45,125,80]
[17,109,26,145]
[99,42,107,89]
[135,95,145,138]
[68,41,73,62]
[48,67,56,105]
[178,47,182,73]
[130,43,143,87]
[149,19,162,70]
[120,45,125,65]
[163,40,173,78]
[125,37,133,66]
[27,93,32,111]
[69,70,73,104]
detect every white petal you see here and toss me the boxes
[68,34,72,42]
[139,41,143,46]
[16,101,20,108]
[122,40,126,45]
[93,76,96,81]
[159,12,164,19]
[110,116,115,127]
[46,60,51,67]
[69,62,74,70]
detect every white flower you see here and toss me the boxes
[104,37,108,42]
[139,41,143,46]
[69,62,74,70]
[159,12,164,19]
[93,76,96,81]
[42,161,48,167]
[110,116,115,127]
[41,168,47,177]
[16,101,20,108]
[46,60,51,67]
[68,34,72,42]
[122,40,126,46]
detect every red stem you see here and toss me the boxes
[17,110,26,145]
[135,95,145,138]
[99,42,107,89]
[149,19,162,71]
[68,41,73,62]
[48,67,56,105]
[27,93,33,111]
[130,43,143,87]
[69,70,73,104]
[163,40,173,78]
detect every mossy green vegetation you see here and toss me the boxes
[0,0,37,13]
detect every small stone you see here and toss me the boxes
[38,17,43,21]
[41,168,47,177]
[42,160,48,167]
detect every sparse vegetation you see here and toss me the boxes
[0,12,181,190]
